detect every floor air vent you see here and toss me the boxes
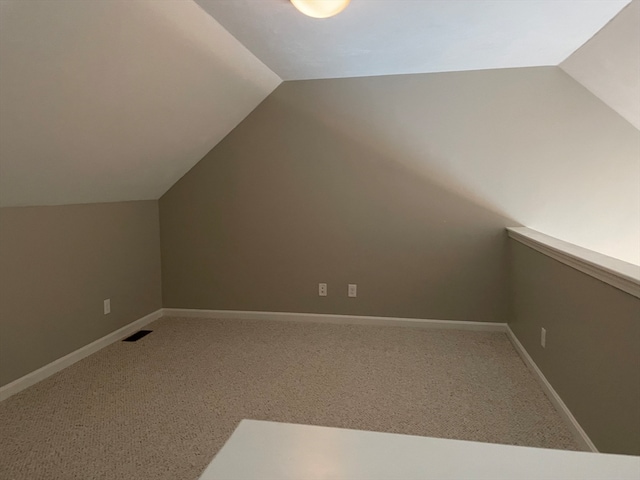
[123,330,152,342]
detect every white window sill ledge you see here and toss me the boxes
[507,227,640,299]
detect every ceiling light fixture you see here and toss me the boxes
[290,0,351,19]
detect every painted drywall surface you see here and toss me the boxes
[508,240,640,455]
[160,75,520,321]
[161,67,639,321]
[561,0,640,130]
[0,201,162,387]
[198,0,629,80]
[160,67,640,317]
[0,0,281,207]
[301,67,639,265]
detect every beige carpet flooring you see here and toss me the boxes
[0,316,580,479]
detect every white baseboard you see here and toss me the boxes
[0,308,163,402]
[162,308,509,332]
[506,325,597,453]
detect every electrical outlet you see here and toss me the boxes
[348,284,357,297]
[541,327,546,348]
[104,299,111,315]
[318,283,327,297]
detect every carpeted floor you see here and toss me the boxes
[0,316,581,479]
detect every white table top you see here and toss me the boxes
[200,420,640,480]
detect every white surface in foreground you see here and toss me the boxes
[200,420,640,480]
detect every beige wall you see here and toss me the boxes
[508,240,640,455]
[0,201,162,386]
[160,66,639,319]
[160,72,520,321]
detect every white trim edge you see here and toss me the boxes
[507,227,640,299]
[0,309,163,402]
[162,308,509,332]
[506,325,598,453]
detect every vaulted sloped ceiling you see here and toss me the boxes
[561,0,640,130]
[0,0,281,207]
[196,0,630,80]
[0,0,635,208]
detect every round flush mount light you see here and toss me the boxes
[290,0,351,18]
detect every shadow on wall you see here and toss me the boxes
[159,78,516,322]
[273,70,640,265]
[275,73,517,220]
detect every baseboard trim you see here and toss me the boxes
[506,325,598,453]
[0,309,163,402]
[162,308,508,332]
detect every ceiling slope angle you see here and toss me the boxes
[196,0,631,80]
[561,0,640,130]
[0,0,281,207]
